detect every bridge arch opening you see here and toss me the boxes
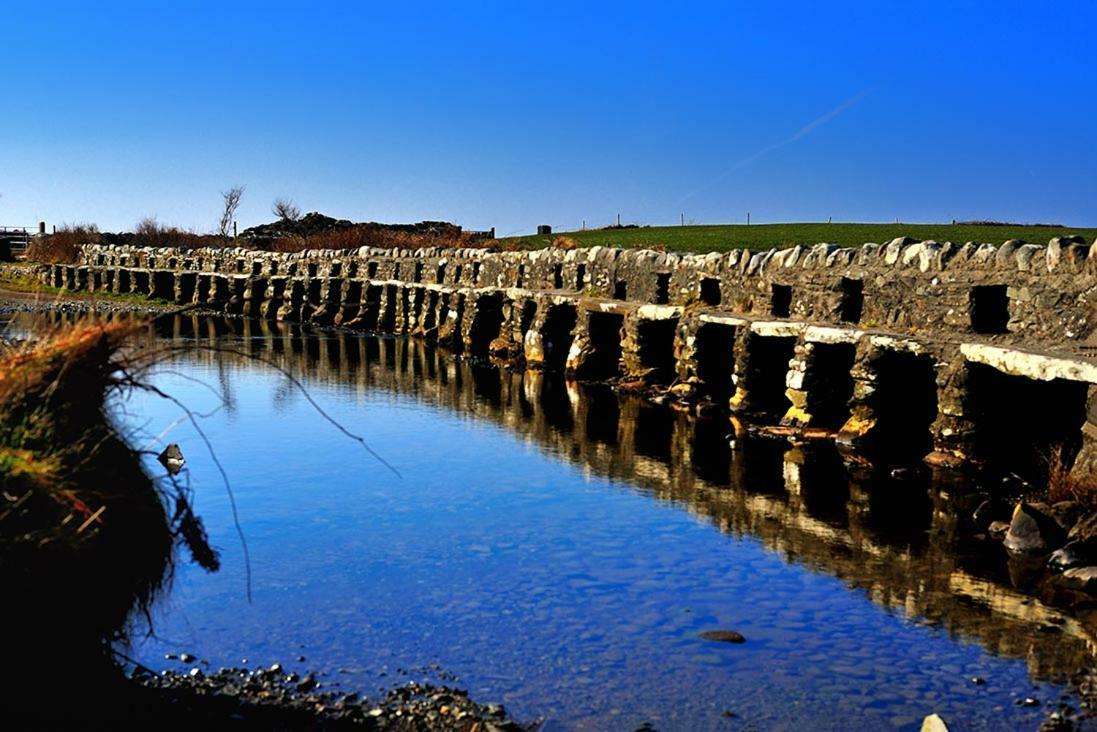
[637,318,678,384]
[467,294,505,357]
[803,343,856,428]
[868,350,938,461]
[695,322,736,405]
[966,363,1088,483]
[579,311,624,380]
[541,304,578,371]
[740,334,796,419]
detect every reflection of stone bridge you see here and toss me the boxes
[41,237,1097,476]
[122,314,1095,688]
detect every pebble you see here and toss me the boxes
[133,663,528,730]
[699,629,746,644]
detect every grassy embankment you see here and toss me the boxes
[0,319,228,723]
[503,222,1097,254]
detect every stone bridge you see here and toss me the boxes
[41,234,1097,475]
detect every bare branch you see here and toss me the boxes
[272,197,301,222]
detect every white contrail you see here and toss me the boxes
[677,86,876,207]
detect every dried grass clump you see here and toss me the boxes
[25,223,100,263]
[131,217,209,249]
[551,236,579,250]
[1046,446,1097,507]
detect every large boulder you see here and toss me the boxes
[1002,502,1067,555]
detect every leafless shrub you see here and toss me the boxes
[272,197,301,222]
[131,217,207,249]
[218,186,245,239]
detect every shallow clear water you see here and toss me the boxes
[89,319,1089,731]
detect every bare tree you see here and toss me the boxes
[272,197,301,222]
[218,185,245,239]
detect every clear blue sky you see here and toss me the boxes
[2,1,1094,235]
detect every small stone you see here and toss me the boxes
[157,443,186,475]
[921,713,950,732]
[269,663,283,674]
[164,653,178,660]
[1019,697,1041,707]
[971,677,986,685]
[988,521,1010,540]
[699,629,746,643]
[179,653,196,663]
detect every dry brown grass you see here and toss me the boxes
[1046,446,1097,507]
[25,224,101,264]
[270,226,491,253]
[131,217,209,249]
[551,235,579,250]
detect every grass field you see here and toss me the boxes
[503,222,1097,254]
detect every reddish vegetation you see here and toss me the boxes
[1047,447,1097,508]
[26,224,101,263]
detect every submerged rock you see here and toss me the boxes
[1003,503,1066,555]
[699,629,745,644]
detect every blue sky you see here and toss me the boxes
[2,1,1094,235]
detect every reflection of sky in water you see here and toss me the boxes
[122,344,1069,731]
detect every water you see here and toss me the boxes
[21,314,1091,730]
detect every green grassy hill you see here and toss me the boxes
[503,222,1097,254]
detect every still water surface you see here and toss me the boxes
[96,318,1091,730]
